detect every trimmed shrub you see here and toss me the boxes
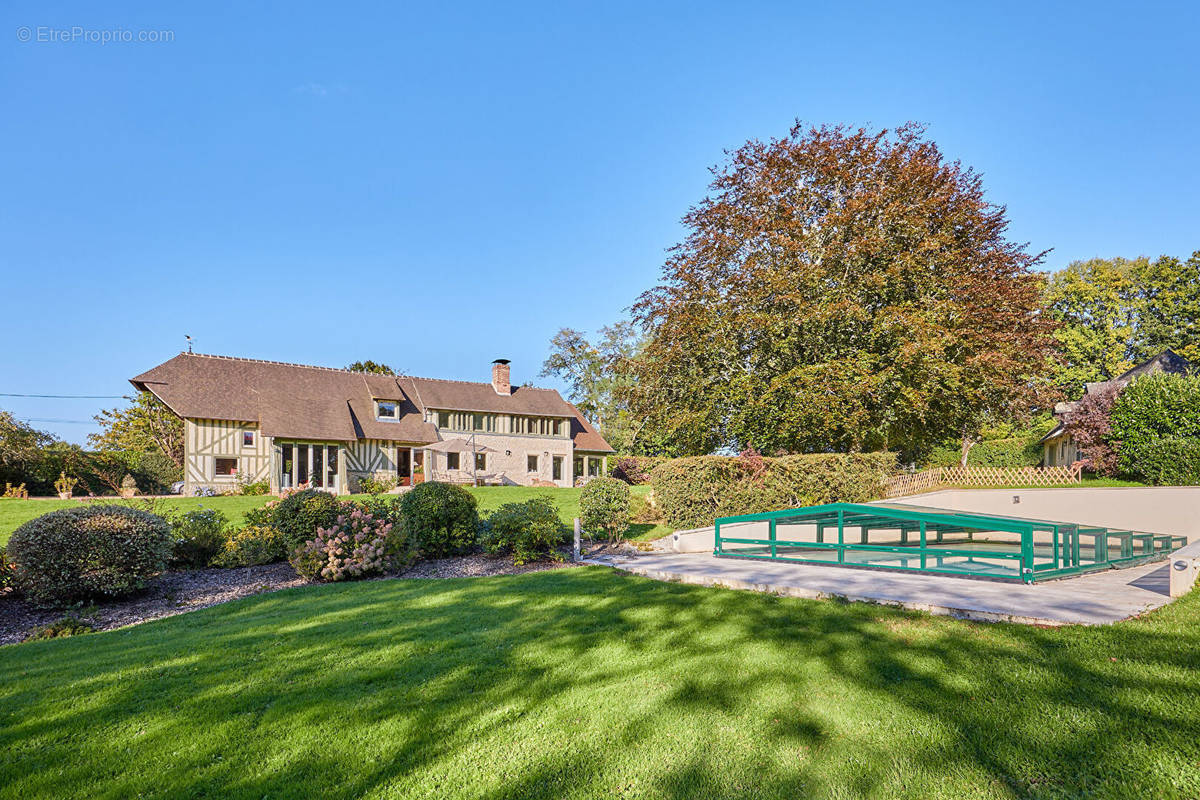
[213,525,288,567]
[580,477,631,543]
[651,452,896,530]
[169,508,228,567]
[270,489,345,550]
[7,505,173,605]
[481,497,567,564]
[358,475,399,495]
[1110,373,1200,478]
[398,481,479,558]
[290,508,410,581]
[1121,437,1200,486]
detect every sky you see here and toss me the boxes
[2,1,1198,443]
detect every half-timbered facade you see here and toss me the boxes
[130,353,614,495]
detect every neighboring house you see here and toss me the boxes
[130,354,615,495]
[1040,349,1191,466]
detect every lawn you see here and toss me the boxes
[0,485,667,546]
[1,569,1197,799]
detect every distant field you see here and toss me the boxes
[0,485,666,545]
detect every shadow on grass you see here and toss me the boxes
[1,568,1199,799]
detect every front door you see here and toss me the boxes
[412,450,425,484]
[397,448,412,486]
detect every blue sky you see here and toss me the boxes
[2,1,1197,443]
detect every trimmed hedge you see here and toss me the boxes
[1120,437,1200,486]
[925,437,1043,469]
[7,505,174,604]
[651,452,896,530]
[1110,373,1200,480]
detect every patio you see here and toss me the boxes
[587,550,1184,626]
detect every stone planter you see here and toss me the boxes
[58,492,72,500]
[119,488,136,499]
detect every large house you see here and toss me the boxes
[130,353,614,495]
[1040,349,1190,466]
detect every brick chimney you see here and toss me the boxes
[491,359,511,395]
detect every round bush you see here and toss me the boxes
[270,489,345,550]
[398,481,479,558]
[481,497,567,564]
[212,525,288,567]
[7,505,173,605]
[169,508,228,567]
[580,477,631,543]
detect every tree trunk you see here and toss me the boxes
[959,431,979,468]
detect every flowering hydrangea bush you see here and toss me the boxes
[289,509,409,582]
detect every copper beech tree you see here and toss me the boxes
[626,123,1056,458]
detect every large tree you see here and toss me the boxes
[540,322,643,452]
[627,122,1056,459]
[1042,257,1141,393]
[90,391,184,468]
[1131,251,1200,364]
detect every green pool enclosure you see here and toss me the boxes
[713,502,1187,584]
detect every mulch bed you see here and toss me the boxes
[0,544,640,645]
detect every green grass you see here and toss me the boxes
[0,485,669,546]
[1,569,1197,799]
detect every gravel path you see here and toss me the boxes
[0,546,640,645]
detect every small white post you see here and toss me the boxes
[573,517,582,561]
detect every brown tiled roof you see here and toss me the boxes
[408,376,573,417]
[130,353,436,443]
[129,353,615,453]
[568,403,615,452]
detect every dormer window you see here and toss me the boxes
[377,401,398,420]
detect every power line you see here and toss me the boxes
[0,393,131,399]
[20,418,98,425]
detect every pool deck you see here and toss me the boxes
[586,551,1179,626]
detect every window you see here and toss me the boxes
[552,456,563,481]
[527,454,539,473]
[215,457,238,477]
[377,401,398,420]
[434,410,497,432]
[242,431,255,447]
[475,452,487,471]
[447,452,460,470]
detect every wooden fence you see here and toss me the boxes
[885,464,1082,498]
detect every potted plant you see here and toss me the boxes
[119,474,138,499]
[54,471,78,500]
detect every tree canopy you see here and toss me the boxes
[625,122,1055,459]
[1041,252,1200,394]
[89,391,184,468]
[540,323,644,452]
[345,360,398,375]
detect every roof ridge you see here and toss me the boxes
[184,352,402,376]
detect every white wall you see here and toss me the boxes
[888,488,1200,541]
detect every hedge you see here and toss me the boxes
[1110,373,1200,479]
[925,436,1043,469]
[650,452,897,530]
[1120,437,1200,486]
